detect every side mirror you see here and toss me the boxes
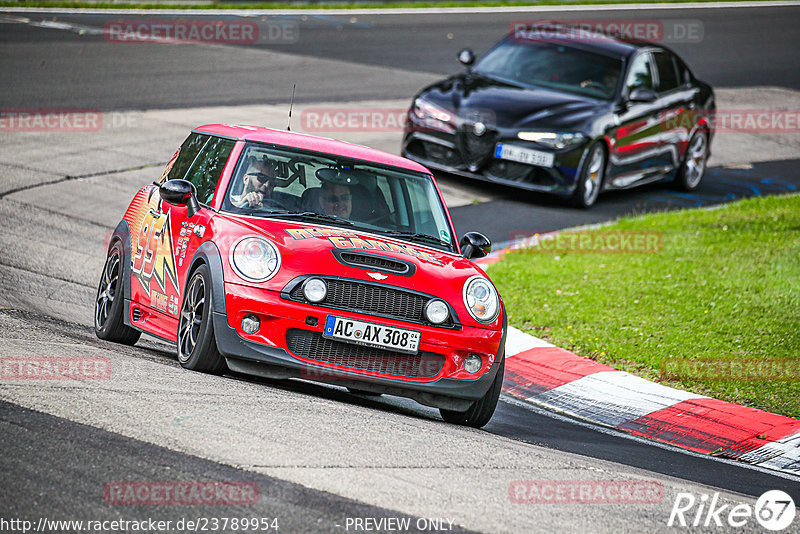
[628,87,658,103]
[160,179,200,218]
[460,232,492,260]
[457,48,475,69]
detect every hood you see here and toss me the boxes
[215,214,492,304]
[419,72,607,131]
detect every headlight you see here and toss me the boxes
[302,278,327,303]
[517,131,586,150]
[413,98,455,132]
[230,236,281,282]
[462,276,500,324]
[424,299,450,324]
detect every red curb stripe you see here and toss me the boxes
[503,347,615,398]
[617,398,800,454]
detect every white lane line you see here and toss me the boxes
[500,394,800,483]
[504,326,553,358]
[3,1,800,15]
[529,370,704,427]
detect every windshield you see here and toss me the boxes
[474,40,623,100]
[221,142,455,251]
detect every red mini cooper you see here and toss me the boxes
[94,124,506,427]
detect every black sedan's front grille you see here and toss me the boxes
[287,277,457,328]
[286,329,446,378]
[457,125,497,171]
[485,160,557,187]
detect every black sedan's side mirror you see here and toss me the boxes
[160,179,200,218]
[458,48,475,69]
[460,232,492,260]
[628,87,658,103]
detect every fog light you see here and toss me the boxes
[424,299,449,324]
[303,278,327,303]
[464,353,482,374]
[241,314,260,334]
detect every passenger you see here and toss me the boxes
[319,181,352,219]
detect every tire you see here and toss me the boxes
[675,131,708,192]
[440,359,504,428]
[570,143,606,209]
[177,264,227,375]
[94,241,141,345]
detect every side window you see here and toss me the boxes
[165,133,208,183]
[654,52,680,93]
[625,53,654,93]
[184,137,236,205]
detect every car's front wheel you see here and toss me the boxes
[675,131,708,191]
[571,143,606,209]
[177,264,227,375]
[440,359,504,428]
[94,242,140,345]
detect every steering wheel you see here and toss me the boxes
[580,79,608,93]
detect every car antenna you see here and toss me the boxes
[287,83,296,131]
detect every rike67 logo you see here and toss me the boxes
[668,490,796,530]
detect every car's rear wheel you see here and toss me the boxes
[571,143,606,209]
[177,264,227,375]
[439,359,504,428]
[675,131,708,191]
[94,242,140,345]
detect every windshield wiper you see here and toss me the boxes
[379,231,450,248]
[258,210,356,227]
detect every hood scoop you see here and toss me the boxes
[332,249,416,277]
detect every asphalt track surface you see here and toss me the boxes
[2,5,800,533]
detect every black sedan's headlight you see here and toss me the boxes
[412,98,456,133]
[517,131,586,150]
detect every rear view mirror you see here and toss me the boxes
[160,179,200,218]
[628,87,658,103]
[458,48,475,68]
[460,232,492,260]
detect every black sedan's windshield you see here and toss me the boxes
[474,40,623,100]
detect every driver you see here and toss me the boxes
[231,158,276,208]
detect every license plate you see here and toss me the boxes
[323,316,420,354]
[495,143,555,168]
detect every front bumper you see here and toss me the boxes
[402,122,587,196]
[213,282,506,411]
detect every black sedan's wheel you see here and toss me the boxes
[440,359,504,428]
[571,143,606,208]
[94,242,140,345]
[177,264,227,375]
[676,131,708,192]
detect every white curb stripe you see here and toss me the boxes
[739,430,800,474]
[527,370,705,427]
[504,326,553,358]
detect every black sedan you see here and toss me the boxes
[402,25,715,208]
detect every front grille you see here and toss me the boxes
[457,125,497,171]
[485,160,556,187]
[338,252,409,274]
[287,329,446,378]
[288,277,456,327]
